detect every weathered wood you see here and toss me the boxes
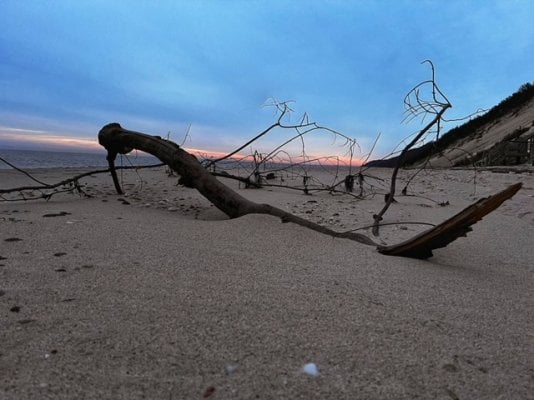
[98,123,377,246]
[377,183,522,258]
[98,123,522,259]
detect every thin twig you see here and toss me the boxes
[372,61,452,236]
[0,156,51,186]
[0,163,164,199]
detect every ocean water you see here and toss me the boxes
[0,149,160,170]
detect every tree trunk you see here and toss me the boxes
[98,123,522,259]
[98,123,377,245]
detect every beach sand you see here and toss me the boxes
[1,166,533,399]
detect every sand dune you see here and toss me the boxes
[427,98,534,168]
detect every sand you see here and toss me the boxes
[425,98,534,168]
[1,166,533,399]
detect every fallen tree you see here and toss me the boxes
[98,123,522,259]
[98,123,377,246]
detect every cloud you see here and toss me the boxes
[1,1,533,160]
[0,127,102,152]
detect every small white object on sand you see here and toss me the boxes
[224,364,238,375]
[303,363,319,376]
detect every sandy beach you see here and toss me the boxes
[1,166,533,399]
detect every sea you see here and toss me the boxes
[0,149,161,170]
[0,148,347,172]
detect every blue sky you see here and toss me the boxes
[0,1,532,161]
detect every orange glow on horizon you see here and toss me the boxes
[0,129,102,152]
[185,147,364,166]
[0,128,365,166]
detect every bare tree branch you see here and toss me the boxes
[372,61,452,236]
[98,123,378,245]
[0,163,164,201]
[0,156,51,187]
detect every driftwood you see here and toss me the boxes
[98,123,376,246]
[378,182,522,258]
[0,164,164,200]
[372,60,452,236]
[98,123,522,259]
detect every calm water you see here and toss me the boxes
[0,149,160,170]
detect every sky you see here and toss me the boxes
[0,1,533,162]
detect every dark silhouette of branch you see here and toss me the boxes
[98,123,522,259]
[372,61,452,236]
[350,221,437,232]
[98,123,378,245]
[203,100,358,175]
[0,156,51,186]
[0,163,164,201]
[378,183,522,258]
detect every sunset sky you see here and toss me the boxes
[1,1,533,161]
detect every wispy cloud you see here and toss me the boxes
[0,128,102,152]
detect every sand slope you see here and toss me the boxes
[427,98,534,168]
